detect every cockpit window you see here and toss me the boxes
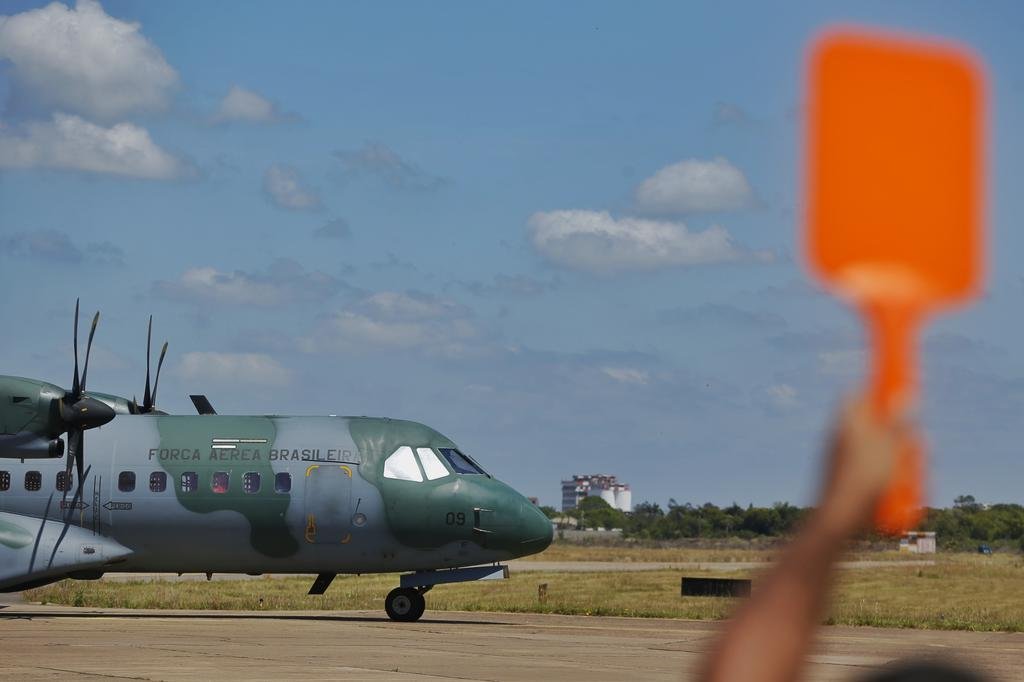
[383,446,423,482]
[438,447,486,475]
[416,448,450,480]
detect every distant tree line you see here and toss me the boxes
[919,495,1024,551]
[622,499,806,540]
[540,493,1024,550]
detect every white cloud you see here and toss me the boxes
[301,291,478,356]
[178,352,291,387]
[263,164,321,210]
[315,312,433,349]
[0,113,190,179]
[162,267,283,306]
[213,86,287,124]
[362,291,465,321]
[601,367,650,385]
[713,102,753,127]
[635,157,753,214]
[458,274,560,298]
[306,313,478,355]
[765,383,799,409]
[2,229,124,264]
[0,0,178,120]
[817,349,865,377]
[334,142,447,191]
[528,209,765,273]
[153,259,346,307]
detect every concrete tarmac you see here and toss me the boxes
[0,603,1019,681]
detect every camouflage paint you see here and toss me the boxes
[348,417,547,553]
[154,416,299,558]
[350,418,458,548]
[0,518,31,549]
[0,376,65,439]
[0,373,552,595]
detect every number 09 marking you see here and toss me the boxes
[445,512,466,526]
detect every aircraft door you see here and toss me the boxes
[302,464,353,545]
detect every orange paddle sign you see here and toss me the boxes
[805,29,986,533]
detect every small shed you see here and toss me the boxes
[899,531,936,554]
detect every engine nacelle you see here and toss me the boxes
[0,433,65,459]
[1,376,65,433]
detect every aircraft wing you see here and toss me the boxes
[0,511,133,592]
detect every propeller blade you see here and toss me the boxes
[143,316,153,412]
[79,311,100,393]
[131,396,139,415]
[72,299,81,397]
[60,302,112,497]
[75,435,84,493]
[66,430,81,484]
[151,341,168,410]
[64,432,76,478]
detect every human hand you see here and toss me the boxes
[816,395,908,537]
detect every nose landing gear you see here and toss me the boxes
[383,564,509,622]
[385,586,428,622]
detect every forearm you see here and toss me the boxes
[701,512,850,682]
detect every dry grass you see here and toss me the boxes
[830,553,1024,631]
[524,542,911,564]
[24,553,1024,631]
[25,570,738,620]
[522,543,774,564]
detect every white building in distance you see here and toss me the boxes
[561,474,632,512]
[899,531,936,554]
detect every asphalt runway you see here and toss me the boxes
[0,603,1019,681]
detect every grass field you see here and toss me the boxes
[24,551,1024,632]
[517,542,911,564]
[519,543,775,563]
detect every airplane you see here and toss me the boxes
[0,302,553,621]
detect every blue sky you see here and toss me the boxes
[2,1,1023,508]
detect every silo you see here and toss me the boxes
[615,487,632,512]
[599,488,617,507]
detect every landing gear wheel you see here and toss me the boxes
[385,587,425,622]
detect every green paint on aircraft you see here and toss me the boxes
[0,304,552,621]
[348,417,551,554]
[154,416,299,558]
[350,417,463,548]
[0,519,32,549]
[0,376,64,439]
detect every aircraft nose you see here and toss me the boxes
[517,501,553,555]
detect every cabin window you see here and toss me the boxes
[180,472,198,493]
[243,472,261,494]
[211,471,230,494]
[437,448,486,475]
[416,448,450,480]
[149,471,167,493]
[0,471,9,491]
[56,470,73,492]
[25,471,42,491]
[118,471,136,493]
[383,446,423,482]
[274,472,291,493]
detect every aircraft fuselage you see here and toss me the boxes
[0,408,552,591]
